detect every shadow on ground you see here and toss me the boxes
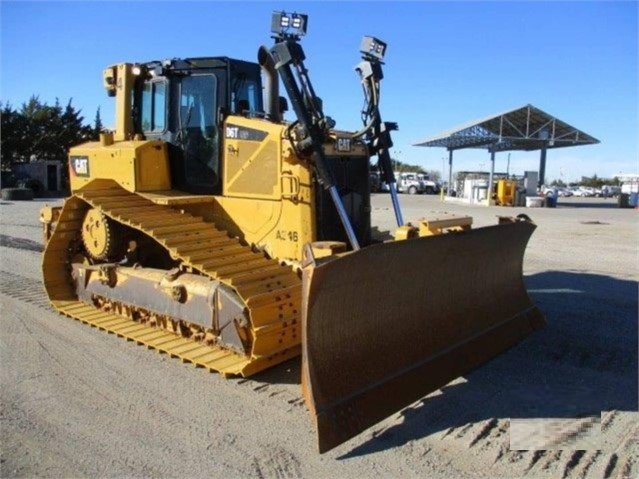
[339,271,638,458]
[557,200,624,209]
[0,234,44,252]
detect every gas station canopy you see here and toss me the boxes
[413,104,599,152]
[413,104,599,190]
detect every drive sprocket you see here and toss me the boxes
[81,208,121,261]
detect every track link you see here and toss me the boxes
[42,182,302,377]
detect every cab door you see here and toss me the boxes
[178,74,220,193]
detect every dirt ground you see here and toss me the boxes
[1,194,637,478]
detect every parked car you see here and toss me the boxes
[541,186,573,197]
[572,187,595,197]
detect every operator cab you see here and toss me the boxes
[133,57,264,194]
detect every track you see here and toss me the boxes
[42,183,302,377]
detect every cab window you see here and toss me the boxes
[232,75,260,113]
[141,80,166,132]
[179,74,219,189]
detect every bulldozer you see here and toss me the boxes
[40,12,545,453]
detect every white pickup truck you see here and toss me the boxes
[379,172,441,194]
[396,172,424,194]
[416,173,440,194]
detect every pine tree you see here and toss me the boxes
[2,97,94,169]
[1,102,28,167]
[93,107,104,140]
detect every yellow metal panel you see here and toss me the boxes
[215,178,314,262]
[69,140,170,193]
[135,142,171,191]
[227,140,279,197]
[223,116,283,200]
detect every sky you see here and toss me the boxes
[1,0,637,183]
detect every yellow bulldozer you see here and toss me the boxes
[40,12,545,453]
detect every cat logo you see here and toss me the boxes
[336,137,352,152]
[71,156,90,177]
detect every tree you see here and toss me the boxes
[0,102,28,168]
[580,174,605,188]
[93,107,103,140]
[1,96,93,167]
[388,158,426,173]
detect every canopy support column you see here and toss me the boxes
[447,149,453,197]
[538,142,548,187]
[487,147,496,206]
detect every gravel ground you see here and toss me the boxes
[1,194,637,478]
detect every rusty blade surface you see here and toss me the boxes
[301,220,545,453]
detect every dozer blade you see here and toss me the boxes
[301,219,545,453]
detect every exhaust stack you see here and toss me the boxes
[258,46,281,122]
